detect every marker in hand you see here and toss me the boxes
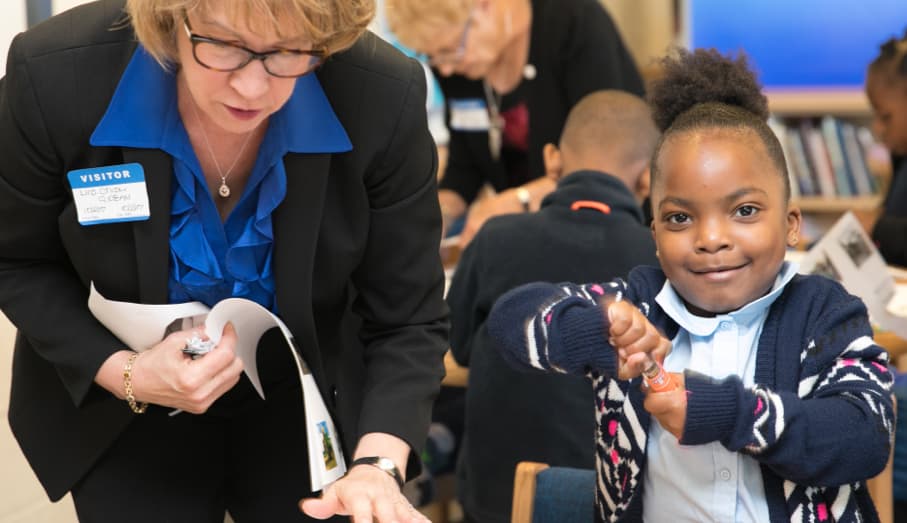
[640,353,677,392]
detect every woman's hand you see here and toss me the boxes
[642,372,687,439]
[301,433,429,522]
[95,323,243,413]
[300,464,429,523]
[606,300,671,380]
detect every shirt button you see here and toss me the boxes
[719,468,732,481]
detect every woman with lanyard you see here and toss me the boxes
[0,0,446,521]
[386,0,645,248]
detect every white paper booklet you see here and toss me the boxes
[797,211,907,340]
[87,283,346,490]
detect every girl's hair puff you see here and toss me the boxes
[648,48,790,200]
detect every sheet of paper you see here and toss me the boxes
[798,211,907,339]
[87,284,347,490]
[87,282,209,352]
[887,284,907,317]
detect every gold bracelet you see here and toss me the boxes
[123,352,148,414]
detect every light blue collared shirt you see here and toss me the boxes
[642,261,799,523]
[90,47,352,310]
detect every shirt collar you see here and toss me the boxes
[655,261,799,336]
[90,46,351,154]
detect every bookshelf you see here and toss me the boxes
[766,88,870,118]
[765,88,889,243]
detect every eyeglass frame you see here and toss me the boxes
[182,19,327,78]
[425,10,474,67]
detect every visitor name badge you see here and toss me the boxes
[449,98,491,131]
[67,163,151,225]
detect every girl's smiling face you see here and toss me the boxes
[651,130,801,316]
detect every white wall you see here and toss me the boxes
[0,3,27,72]
[52,0,92,15]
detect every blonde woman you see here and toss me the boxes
[387,0,644,248]
[0,0,446,521]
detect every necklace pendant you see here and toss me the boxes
[218,180,231,198]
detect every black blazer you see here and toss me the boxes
[0,0,448,500]
[436,0,645,204]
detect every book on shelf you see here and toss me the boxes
[819,116,855,197]
[767,117,800,199]
[771,116,882,200]
[800,119,837,198]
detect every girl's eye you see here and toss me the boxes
[666,213,690,225]
[735,205,759,218]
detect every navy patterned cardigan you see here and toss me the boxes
[487,265,893,523]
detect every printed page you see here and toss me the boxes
[798,211,907,339]
[87,284,347,490]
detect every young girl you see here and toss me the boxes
[867,29,907,267]
[487,48,894,522]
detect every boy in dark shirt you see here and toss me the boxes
[446,90,660,523]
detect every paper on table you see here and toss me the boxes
[798,211,907,340]
[87,283,347,489]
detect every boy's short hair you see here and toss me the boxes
[559,90,660,172]
[384,0,471,52]
[126,0,375,69]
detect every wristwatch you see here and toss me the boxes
[350,456,404,488]
[515,187,531,212]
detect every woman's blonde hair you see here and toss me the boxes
[384,0,471,52]
[126,0,375,69]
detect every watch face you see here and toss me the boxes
[376,457,396,471]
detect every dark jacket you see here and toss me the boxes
[446,171,657,522]
[872,157,907,266]
[436,0,644,205]
[0,0,448,500]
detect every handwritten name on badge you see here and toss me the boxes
[67,163,151,225]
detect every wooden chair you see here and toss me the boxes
[867,393,897,523]
[511,461,595,523]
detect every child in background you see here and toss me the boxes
[488,48,894,522]
[866,28,907,523]
[867,29,907,266]
[446,89,659,522]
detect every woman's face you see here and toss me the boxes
[650,131,801,316]
[421,4,509,79]
[178,10,307,135]
[866,70,907,156]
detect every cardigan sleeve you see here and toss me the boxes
[681,284,894,486]
[487,279,628,378]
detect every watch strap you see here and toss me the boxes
[350,456,404,488]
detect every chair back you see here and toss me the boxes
[511,461,596,523]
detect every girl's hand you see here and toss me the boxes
[606,300,671,380]
[300,465,430,523]
[126,322,243,413]
[642,372,687,439]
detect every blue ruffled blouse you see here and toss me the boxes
[90,47,351,311]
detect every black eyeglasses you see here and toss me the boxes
[183,20,326,78]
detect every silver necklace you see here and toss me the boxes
[187,98,254,198]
